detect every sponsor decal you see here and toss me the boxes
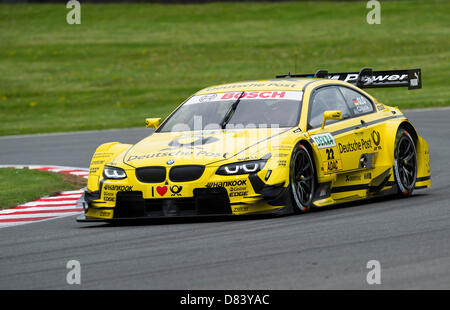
[90,160,105,165]
[89,167,99,174]
[409,71,420,88]
[323,147,343,173]
[332,73,409,84]
[233,206,249,212]
[376,104,385,111]
[229,186,247,198]
[128,135,224,161]
[236,155,258,161]
[323,159,342,173]
[152,185,183,197]
[345,174,362,182]
[103,184,133,191]
[128,151,193,161]
[352,96,373,114]
[229,186,247,192]
[99,210,112,217]
[311,133,336,149]
[170,185,183,196]
[206,180,247,188]
[127,150,228,161]
[184,91,303,105]
[220,91,287,100]
[103,191,116,202]
[326,148,335,160]
[278,160,287,167]
[229,191,248,197]
[198,93,218,102]
[92,153,114,158]
[196,150,229,158]
[338,138,373,153]
[156,185,168,196]
[201,82,299,92]
[371,130,381,147]
[364,172,372,180]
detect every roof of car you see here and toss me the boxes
[195,78,320,95]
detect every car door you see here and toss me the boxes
[337,85,381,174]
[306,85,374,175]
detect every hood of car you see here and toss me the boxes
[119,128,290,168]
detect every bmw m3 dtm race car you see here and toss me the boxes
[77,68,430,222]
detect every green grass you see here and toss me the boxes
[0,1,448,136]
[0,168,85,210]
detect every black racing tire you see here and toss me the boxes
[393,127,417,197]
[289,143,316,214]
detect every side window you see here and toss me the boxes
[339,87,374,116]
[308,86,351,129]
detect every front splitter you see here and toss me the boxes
[76,208,288,223]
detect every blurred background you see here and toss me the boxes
[0,0,448,135]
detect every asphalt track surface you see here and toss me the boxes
[0,108,449,290]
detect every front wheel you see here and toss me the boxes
[289,144,316,213]
[393,128,417,197]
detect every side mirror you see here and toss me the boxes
[321,111,342,129]
[145,118,161,129]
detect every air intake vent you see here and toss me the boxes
[169,165,205,182]
[135,166,166,183]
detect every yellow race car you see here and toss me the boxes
[77,68,430,222]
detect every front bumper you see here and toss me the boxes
[76,172,290,222]
[76,188,288,223]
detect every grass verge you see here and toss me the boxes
[0,168,86,210]
[0,1,449,136]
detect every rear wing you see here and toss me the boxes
[276,68,422,90]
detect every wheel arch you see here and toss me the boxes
[296,138,319,188]
[377,118,417,167]
[397,120,430,189]
[294,138,321,184]
[289,138,317,213]
[298,139,314,157]
[398,120,418,145]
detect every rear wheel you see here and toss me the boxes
[393,128,417,197]
[289,144,316,213]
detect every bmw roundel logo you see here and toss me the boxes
[167,160,175,165]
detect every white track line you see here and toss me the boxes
[0,165,88,228]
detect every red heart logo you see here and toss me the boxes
[156,186,168,196]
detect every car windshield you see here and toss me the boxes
[157,91,303,132]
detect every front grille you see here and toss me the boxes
[113,188,231,218]
[169,165,205,182]
[135,166,166,183]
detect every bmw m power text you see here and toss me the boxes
[77,68,430,222]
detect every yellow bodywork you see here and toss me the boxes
[83,78,430,220]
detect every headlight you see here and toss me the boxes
[103,166,127,179]
[216,160,267,175]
